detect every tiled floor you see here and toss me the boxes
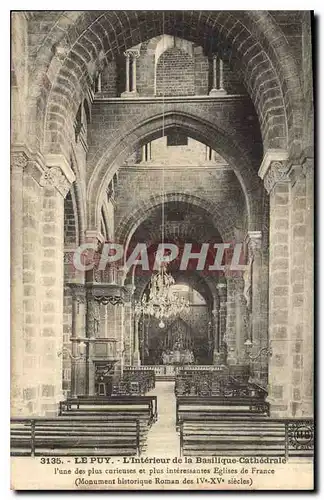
[145,381,179,456]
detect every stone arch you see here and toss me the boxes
[69,146,86,245]
[116,192,238,250]
[87,111,259,232]
[11,13,29,144]
[28,11,303,157]
[64,188,78,248]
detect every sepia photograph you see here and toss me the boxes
[10,8,314,490]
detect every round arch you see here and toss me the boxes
[31,11,303,157]
[87,111,261,232]
[116,192,237,250]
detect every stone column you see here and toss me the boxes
[12,151,75,416]
[11,148,29,416]
[216,283,227,364]
[123,285,134,366]
[219,58,224,90]
[124,51,130,93]
[259,151,291,416]
[132,51,139,93]
[70,285,87,397]
[39,155,75,415]
[209,55,227,96]
[246,230,267,383]
[122,49,140,97]
[235,276,249,364]
[212,297,220,364]
[225,275,237,365]
[133,311,141,366]
[213,55,217,88]
[209,55,218,96]
[85,290,99,395]
[301,158,313,416]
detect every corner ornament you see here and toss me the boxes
[39,166,71,197]
[264,161,290,194]
[11,151,29,170]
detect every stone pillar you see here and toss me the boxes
[123,285,134,366]
[219,58,224,90]
[70,285,87,397]
[133,312,141,367]
[213,55,217,88]
[259,151,291,416]
[216,283,227,364]
[132,52,138,93]
[225,275,237,365]
[246,231,267,383]
[209,55,218,96]
[209,55,227,96]
[212,297,220,364]
[39,155,75,415]
[122,49,140,97]
[11,149,75,416]
[235,276,249,364]
[124,52,130,93]
[11,148,29,415]
[301,158,313,416]
[114,303,125,377]
[85,290,99,395]
[260,152,313,417]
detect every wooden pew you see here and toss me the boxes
[176,396,270,427]
[60,395,158,423]
[175,370,266,398]
[11,416,143,456]
[180,418,314,460]
[113,370,155,395]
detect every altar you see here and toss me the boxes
[161,335,195,365]
[162,349,194,365]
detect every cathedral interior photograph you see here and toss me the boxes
[10,10,314,468]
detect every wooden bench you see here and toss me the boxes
[113,370,155,395]
[175,370,265,398]
[180,418,314,460]
[176,396,269,427]
[11,416,143,456]
[60,396,158,424]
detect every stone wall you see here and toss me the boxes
[156,47,195,96]
[114,164,246,241]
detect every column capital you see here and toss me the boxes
[69,283,87,303]
[246,230,262,254]
[212,308,219,317]
[124,49,140,59]
[301,156,314,177]
[39,154,76,198]
[11,146,30,170]
[85,230,106,245]
[217,282,227,302]
[258,149,289,194]
[11,146,75,197]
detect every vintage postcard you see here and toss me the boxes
[10,9,314,490]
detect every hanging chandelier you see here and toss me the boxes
[135,263,190,328]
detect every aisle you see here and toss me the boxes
[145,381,179,456]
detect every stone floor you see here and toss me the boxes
[145,381,179,456]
